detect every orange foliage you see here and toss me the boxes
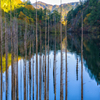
[25,5,35,10]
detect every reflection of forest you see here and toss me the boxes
[67,32,100,84]
[0,54,21,73]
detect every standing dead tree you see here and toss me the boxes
[45,8,47,100]
[47,14,49,100]
[0,0,2,99]
[32,29,34,100]
[53,15,56,100]
[65,22,67,100]
[36,0,38,100]
[5,14,8,100]
[29,41,31,100]
[60,0,63,99]
[80,0,83,100]
[39,26,42,100]
[24,18,27,100]
[10,0,14,100]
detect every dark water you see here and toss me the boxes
[0,32,100,100]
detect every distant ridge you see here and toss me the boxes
[33,1,79,20]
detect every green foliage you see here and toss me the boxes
[67,0,100,32]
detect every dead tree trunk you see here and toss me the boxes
[47,15,49,100]
[33,38,34,100]
[39,26,42,100]
[24,19,27,100]
[29,42,31,100]
[45,9,47,100]
[60,0,63,100]
[36,1,38,100]
[0,1,2,99]
[81,7,83,100]
[65,23,67,100]
[5,16,8,100]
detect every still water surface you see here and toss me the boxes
[1,51,100,100]
[1,33,100,100]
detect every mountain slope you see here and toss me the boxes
[67,0,100,32]
[33,1,79,20]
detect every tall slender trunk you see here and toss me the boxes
[54,16,56,100]
[65,23,67,100]
[39,26,42,100]
[36,1,38,100]
[0,1,2,99]
[33,39,34,100]
[76,58,78,81]
[16,18,19,100]
[5,16,8,100]
[60,0,63,100]
[45,9,47,100]
[13,17,16,100]
[10,1,14,100]
[24,20,27,100]
[47,15,49,100]
[81,9,83,100]
[29,42,31,100]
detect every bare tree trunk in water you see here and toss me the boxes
[47,15,49,100]
[13,17,16,100]
[5,16,8,100]
[16,19,19,100]
[0,1,2,99]
[33,39,34,100]
[10,1,14,100]
[36,1,38,100]
[24,20,27,100]
[76,57,78,81]
[65,23,67,100]
[54,16,56,100]
[39,26,42,100]
[43,55,45,99]
[60,0,63,100]
[29,42,31,100]
[81,8,83,100]
[45,9,47,100]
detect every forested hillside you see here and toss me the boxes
[33,1,79,20]
[67,0,100,33]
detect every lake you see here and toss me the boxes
[0,32,100,100]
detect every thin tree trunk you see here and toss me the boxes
[36,1,38,100]
[65,23,67,100]
[5,16,8,100]
[54,16,56,100]
[0,1,2,99]
[81,9,83,100]
[33,39,34,100]
[76,58,78,81]
[39,26,42,100]
[16,19,19,100]
[45,9,47,100]
[10,1,14,99]
[47,15,49,100]
[29,42,31,100]
[24,20,27,100]
[60,0,63,100]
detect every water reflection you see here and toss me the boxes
[0,31,100,100]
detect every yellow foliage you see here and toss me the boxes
[0,53,21,73]
[1,0,23,12]
[25,5,34,10]
[19,11,26,19]
[84,13,91,24]
[18,11,34,23]
[62,20,68,26]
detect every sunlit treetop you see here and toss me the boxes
[1,0,24,12]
